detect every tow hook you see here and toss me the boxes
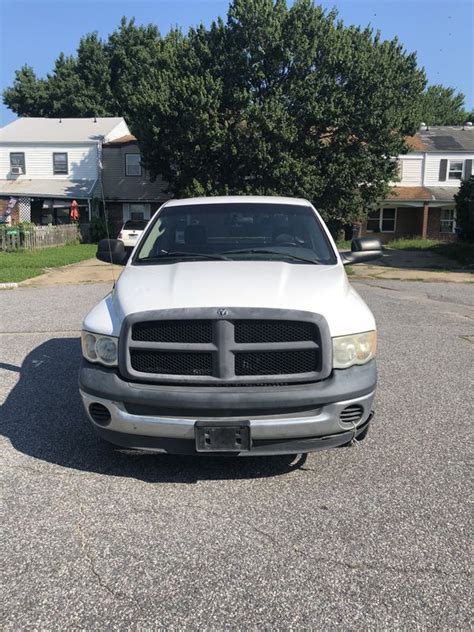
[349,420,359,447]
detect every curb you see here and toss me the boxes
[0,282,18,290]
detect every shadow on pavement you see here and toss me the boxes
[0,338,306,483]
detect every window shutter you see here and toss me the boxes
[438,159,448,181]
[465,159,473,178]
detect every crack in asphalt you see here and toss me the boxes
[75,502,142,609]
[177,504,467,580]
[355,281,474,312]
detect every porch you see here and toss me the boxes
[0,179,96,227]
[360,186,458,243]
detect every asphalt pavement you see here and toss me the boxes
[1,280,472,630]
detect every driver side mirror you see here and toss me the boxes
[96,239,129,265]
[341,237,383,265]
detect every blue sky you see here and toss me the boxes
[1,0,473,125]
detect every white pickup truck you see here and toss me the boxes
[80,196,382,455]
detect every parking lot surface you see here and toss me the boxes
[1,280,472,630]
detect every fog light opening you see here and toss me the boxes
[89,403,112,426]
[339,404,364,424]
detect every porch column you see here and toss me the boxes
[421,201,429,239]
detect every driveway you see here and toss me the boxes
[18,258,123,288]
[1,281,472,629]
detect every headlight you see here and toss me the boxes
[81,331,118,366]
[332,331,376,369]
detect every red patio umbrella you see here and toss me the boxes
[70,200,79,222]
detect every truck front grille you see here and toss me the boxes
[130,350,213,376]
[132,320,212,343]
[235,349,318,376]
[122,309,330,385]
[234,320,317,343]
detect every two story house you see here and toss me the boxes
[100,133,167,235]
[0,117,131,225]
[362,125,474,242]
[0,117,167,232]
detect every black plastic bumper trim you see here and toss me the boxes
[79,359,376,417]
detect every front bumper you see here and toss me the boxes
[79,360,376,455]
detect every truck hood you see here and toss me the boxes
[84,261,375,337]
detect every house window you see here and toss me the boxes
[125,154,142,176]
[10,152,26,174]
[448,160,463,180]
[440,209,456,233]
[53,153,68,175]
[366,208,396,233]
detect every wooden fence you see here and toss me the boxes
[0,225,80,251]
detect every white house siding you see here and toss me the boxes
[399,156,423,185]
[0,143,99,180]
[424,152,474,186]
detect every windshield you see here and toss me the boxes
[134,203,337,265]
[123,220,148,230]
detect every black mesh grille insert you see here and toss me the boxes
[235,349,318,376]
[130,350,213,375]
[132,320,213,343]
[235,320,317,343]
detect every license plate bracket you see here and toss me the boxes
[195,421,251,452]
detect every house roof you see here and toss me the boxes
[428,187,457,202]
[405,135,428,151]
[386,186,455,203]
[386,186,432,201]
[0,178,96,199]
[407,126,474,153]
[0,117,128,143]
[103,134,138,145]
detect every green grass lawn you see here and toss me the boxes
[336,240,352,251]
[388,238,474,267]
[0,244,97,283]
[388,238,440,250]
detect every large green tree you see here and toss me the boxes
[418,85,467,126]
[136,0,427,224]
[4,1,431,225]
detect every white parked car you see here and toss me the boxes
[117,219,148,249]
[80,196,382,455]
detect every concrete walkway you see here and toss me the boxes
[19,258,122,288]
[15,248,474,288]
[349,247,473,283]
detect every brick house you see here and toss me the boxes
[361,125,474,242]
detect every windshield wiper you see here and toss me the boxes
[221,249,320,264]
[138,251,230,262]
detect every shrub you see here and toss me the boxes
[90,216,110,242]
[455,176,474,241]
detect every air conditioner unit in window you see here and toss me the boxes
[11,166,23,175]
